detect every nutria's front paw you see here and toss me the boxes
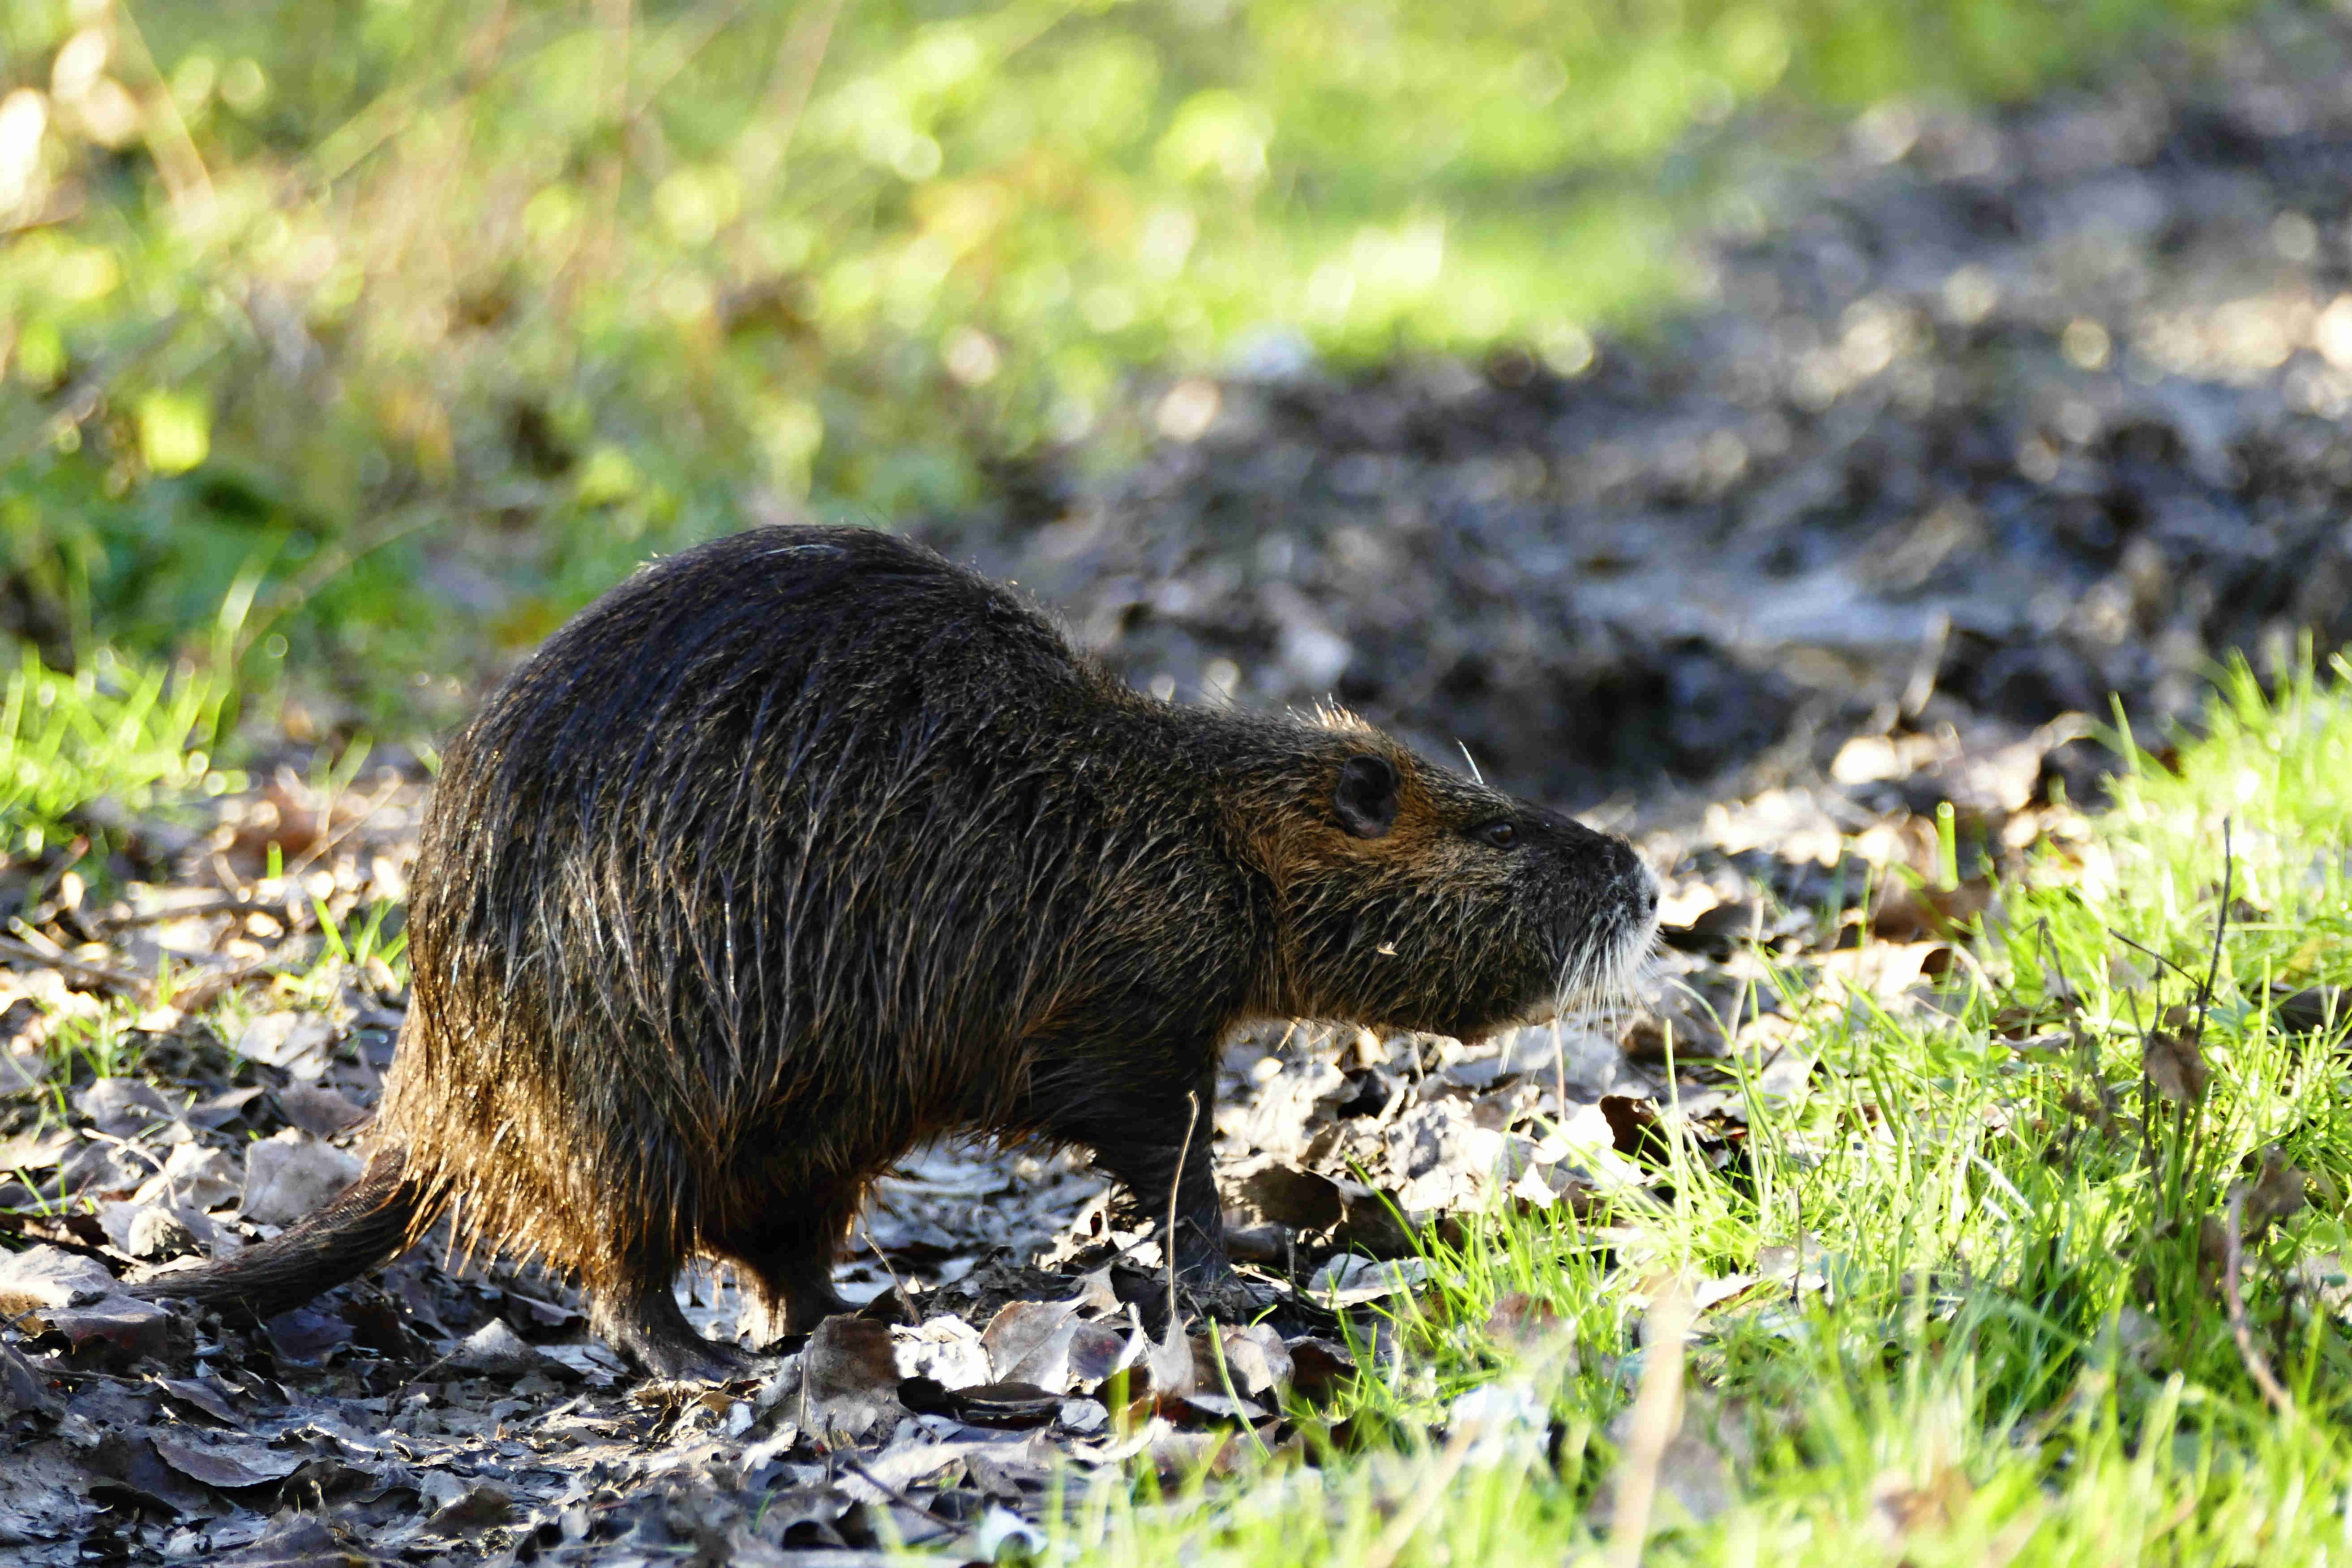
[1177,1271,1264,1322]
[1171,1220,1234,1285]
[630,1335,759,1383]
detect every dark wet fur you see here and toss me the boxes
[138,527,1654,1376]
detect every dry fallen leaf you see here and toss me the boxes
[150,1431,307,1490]
[2238,1148,2307,1238]
[2143,1029,2212,1108]
[797,1315,906,1441]
[1869,1461,1974,1545]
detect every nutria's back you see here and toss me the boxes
[150,526,1657,1377]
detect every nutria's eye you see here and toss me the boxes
[1473,820,1520,850]
[1334,755,1398,840]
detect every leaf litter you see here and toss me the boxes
[13,10,2352,1563]
[0,684,2122,1563]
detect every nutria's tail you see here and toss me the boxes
[131,1148,427,1318]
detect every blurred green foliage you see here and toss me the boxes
[0,645,231,860]
[0,0,2252,717]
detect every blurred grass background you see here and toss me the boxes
[0,0,2254,735]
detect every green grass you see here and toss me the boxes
[1043,657,2352,1564]
[0,641,236,861]
[9,630,2352,1563]
[0,0,2261,719]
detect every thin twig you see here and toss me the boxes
[1790,1187,1803,1310]
[1552,1020,1568,1131]
[2220,1190,2293,1418]
[837,1454,964,1536]
[1607,1276,1694,1568]
[2107,930,2202,992]
[752,0,846,184]
[98,895,268,930]
[1166,1090,1200,1329]
[861,1226,915,1312]
[0,933,149,998]
[2125,983,2156,1170]
[1361,1417,1484,1568]
[280,772,407,885]
[2200,818,2234,1021]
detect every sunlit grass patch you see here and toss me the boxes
[0,645,234,861]
[1046,658,2352,1564]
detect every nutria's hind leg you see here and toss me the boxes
[580,1230,751,1381]
[587,1278,754,1381]
[707,1187,860,1348]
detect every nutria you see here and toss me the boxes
[138,526,1657,1377]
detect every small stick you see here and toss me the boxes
[2107,930,2202,992]
[1551,1020,1568,1137]
[2221,1189,2292,1418]
[1361,1416,1483,1568]
[280,773,407,885]
[861,1226,916,1313]
[2125,985,2155,1170]
[1166,1090,1201,1328]
[2199,818,2233,1025]
[1606,1276,1693,1568]
[0,934,148,998]
[96,895,268,930]
[838,1453,964,1537]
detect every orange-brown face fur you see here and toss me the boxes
[1245,713,1657,1041]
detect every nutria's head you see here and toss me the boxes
[1249,715,1658,1040]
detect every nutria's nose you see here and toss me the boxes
[1619,842,1659,919]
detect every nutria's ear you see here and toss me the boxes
[1334,755,1399,840]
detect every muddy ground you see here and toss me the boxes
[8,9,2352,1566]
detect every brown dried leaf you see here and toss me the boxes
[150,1431,306,1490]
[2239,1149,2307,1238]
[800,1315,905,1441]
[0,1337,61,1420]
[0,1126,72,1174]
[2143,1030,2211,1108]
[277,1082,370,1138]
[151,1373,241,1427]
[424,1480,516,1536]
[980,1297,1081,1388]
[216,1515,400,1568]
[1216,1323,1292,1398]
[1145,1308,1197,1399]
[429,1318,550,1378]
[0,1242,116,1313]
[239,1130,364,1224]
[1067,1264,1122,1317]
[1282,1338,1357,1406]
[1870,1462,1974,1543]
[85,1432,214,1517]
[1062,1321,1130,1386]
[1227,1158,1343,1230]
